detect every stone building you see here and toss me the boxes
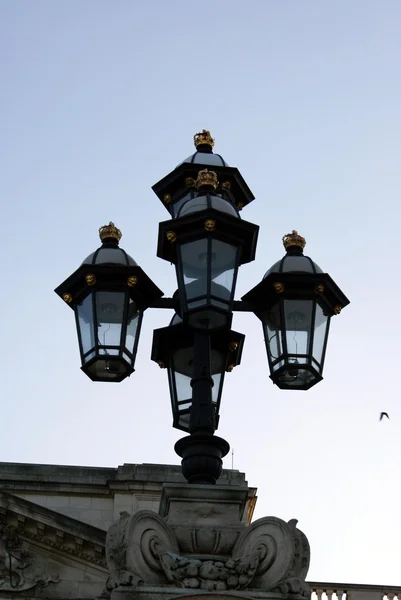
[0,462,399,600]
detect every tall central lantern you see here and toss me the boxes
[155,131,259,330]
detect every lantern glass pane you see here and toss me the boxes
[262,305,283,370]
[283,299,313,363]
[181,239,208,300]
[77,294,95,357]
[95,291,125,352]
[312,303,329,368]
[125,299,140,355]
[210,240,237,306]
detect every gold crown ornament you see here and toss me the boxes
[282,230,306,251]
[196,169,218,191]
[194,130,215,150]
[99,222,122,243]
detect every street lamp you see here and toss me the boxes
[56,131,349,483]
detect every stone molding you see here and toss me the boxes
[0,491,107,569]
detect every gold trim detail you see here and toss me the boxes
[166,231,177,243]
[315,284,325,293]
[127,276,138,287]
[62,293,72,303]
[236,202,244,211]
[185,177,196,188]
[204,219,216,232]
[85,274,96,286]
[282,230,306,251]
[226,364,234,372]
[157,361,166,369]
[163,194,172,205]
[194,129,215,149]
[228,341,239,352]
[196,169,218,190]
[333,305,342,315]
[273,282,284,293]
[221,181,231,191]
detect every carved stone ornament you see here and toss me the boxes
[0,524,60,592]
[105,509,310,597]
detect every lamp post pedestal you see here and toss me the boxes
[105,482,310,600]
[174,434,230,485]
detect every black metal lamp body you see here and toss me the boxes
[242,241,349,390]
[55,227,163,382]
[151,314,244,432]
[157,196,258,331]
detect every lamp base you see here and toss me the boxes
[174,433,230,484]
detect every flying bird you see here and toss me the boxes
[380,412,389,421]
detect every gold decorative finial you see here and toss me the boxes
[282,230,306,251]
[99,222,122,243]
[194,130,215,150]
[196,169,218,191]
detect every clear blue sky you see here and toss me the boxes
[1,0,401,586]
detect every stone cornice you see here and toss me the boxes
[0,491,107,570]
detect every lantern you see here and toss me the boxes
[55,222,163,382]
[157,169,258,330]
[242,231,349,390]
[151,314,244,431]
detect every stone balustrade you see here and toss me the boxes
[309,582,401,600]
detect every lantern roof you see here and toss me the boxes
[81,222,138,267]
[177,130,229,169]
[264,231,323,277]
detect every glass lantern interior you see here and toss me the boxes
[169,345,224,431]
[263,298,330,380]
[179,238,238,329]
[76,290,142,381]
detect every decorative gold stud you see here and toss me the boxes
[127,276,138,287]
[85,274,96,286]
[62,293,72,303]
[273,282,284,293]
[333,305,342,315]
[166,231,177,243]
[185,177,196,188]
[221,181,231,191]
[163,194,172,204]
[157,361,166,369]
[204,219,216,232]
[228,341,239,352]
[226,364,234,372]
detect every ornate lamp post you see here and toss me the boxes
[56,130,349,483]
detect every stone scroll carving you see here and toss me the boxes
[232,516,310,597]
[106,510,179,590]
[105,510,310,596]
[0,524,60,592]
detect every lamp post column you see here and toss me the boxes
[175,330,230,485]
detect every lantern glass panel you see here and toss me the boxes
[125,299,140,356]
[77,294,95,358]
[95,291,125,354]
[179,238,238,329]
[262,306,284,371]
[283,299,313,363]
[170,343,224,432]
[210,239,236,307]
[312,302,329,368]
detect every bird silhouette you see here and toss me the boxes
[380,412,389,421]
